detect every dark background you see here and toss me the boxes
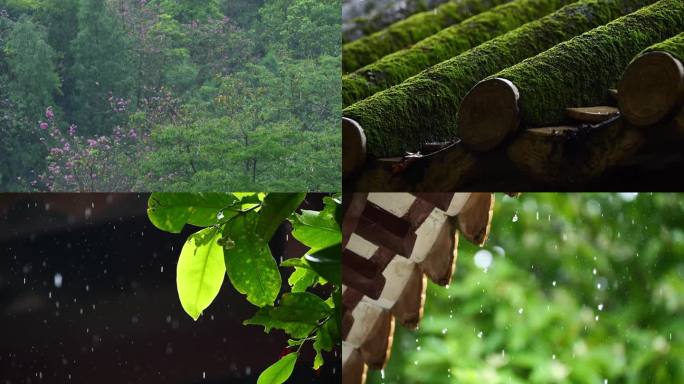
[0,193,339,383]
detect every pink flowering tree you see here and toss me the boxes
[34,107,150,192]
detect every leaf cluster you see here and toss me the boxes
[147,192,341,383]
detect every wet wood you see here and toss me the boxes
[349,142,480,191]
[342,345,367,384]
[390,264,427,329]
[618,51,684,126]
[419,220,459,286]
[457,193,494,246]
[459,77,521,151]
[360,310,394,369]
[566,106,620,123]
[508,119,646,186]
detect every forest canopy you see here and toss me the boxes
[0,0,340,192]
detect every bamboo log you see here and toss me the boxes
[618,33,684,126]
[459,0,684,151]
[566,106,620,123]
[343,0,451,43]
[342,0,653,171]
[342,0,574,107]
[342,0,511,73]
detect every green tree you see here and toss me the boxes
[0,14,55,190]
[149,0,222,23]
[4,15,60,122]
[69,0,135,133]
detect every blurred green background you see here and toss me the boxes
[368,193,684,384]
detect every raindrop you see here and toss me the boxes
[381,369,385,379]
[54,273,63,288]
[474,250,493,270]
[592,268,597,275]
[441,328,447,334]
[85,284,90,292]
[512,212,519,222]
[48,291,52,299]
[595,315,599,321]
[477,331,483,338]
[552,354,556,360]
[518,308,524,315]
[552,281,557,287]
[160,265,164,273]
[217,211,225,220]
[598,303,604,311]
[202,371,206,379]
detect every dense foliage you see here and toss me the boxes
[0,0,340,191]
[147,192,341,383]
[370,193,684,383]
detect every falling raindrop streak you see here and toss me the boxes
[54,273,63,288]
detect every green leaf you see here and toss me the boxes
[176,227,226,320]
[147,193,238,233]
[256,193,306,240]
[304,245,341,286]
[290,208,341,251]
[223,211,281,307]
[289,267,318,292]
[244,292,331,338]
[313,319,338,369]
[257,352,297,384]
[280,258,309,268]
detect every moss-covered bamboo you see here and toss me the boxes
[342,0,576,107]
[642,33,684,64]
[618,33,684,126]
[343,0,654,159]
[342,0,512,73]
[343,0,451,43]
[489,0,684,128]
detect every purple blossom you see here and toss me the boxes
[39,122,49,130]
[68,125,77,136]
[46,107,54,120]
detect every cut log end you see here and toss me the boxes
[459,77,520,152]
[360,311,394,369]
[343,117,368,178]
[343,347,368,384]
[618,51,684,127]
[566,106,620,123]
[457,193,494,246]
[391,265,427,329]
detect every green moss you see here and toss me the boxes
[496,0,684,127]
[342,0,513,73]
[343,0,451,43]
[642,32,684,63]
[342,0,576,107]
[343,0,655,158]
